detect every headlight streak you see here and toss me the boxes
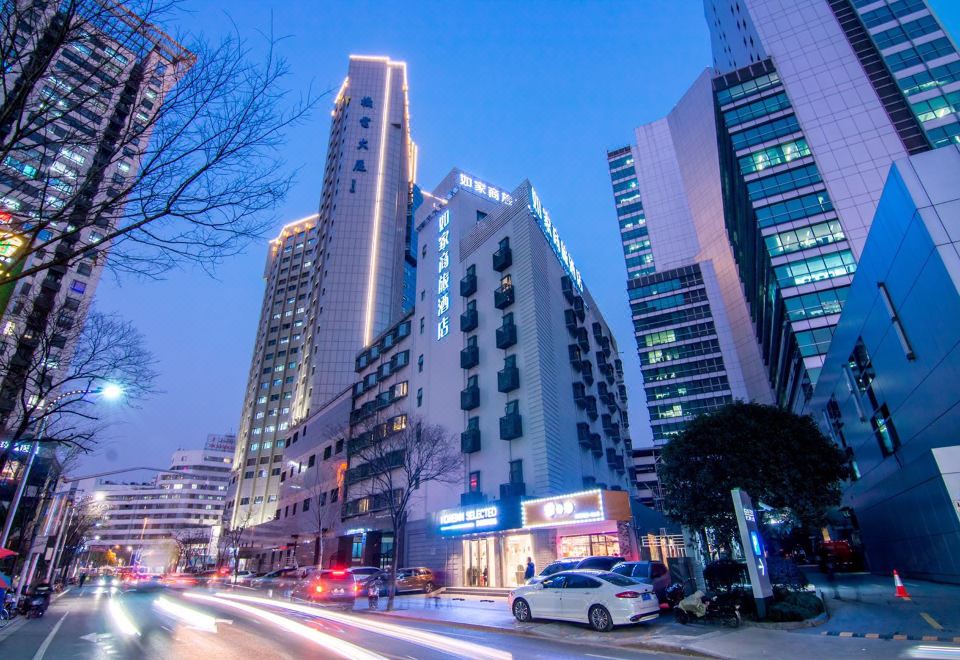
[108,598,140,637]
[184,592,384,660]
[211,592,513,660]
[154,596,219,633]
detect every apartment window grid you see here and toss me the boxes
[608,149,656,278]
[718,66,853,371]
[857,2,960,146]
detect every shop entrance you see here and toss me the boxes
[463,537,497,587]
[560,533,621,558]
[503,534,533,587]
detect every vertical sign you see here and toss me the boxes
[527,187,583,291]
[731,488,773,618]
[436,209,451,340]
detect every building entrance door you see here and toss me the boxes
[463,537,496,587]
[503,534,533,587]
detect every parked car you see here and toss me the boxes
[527,558,583,584]
[249,567,303,589]
[296,569,363,603]
[395,567,438,593]
[347,566,384,587]
[611,561,672,601]
[527,557,625,584]
[509,570,659,632]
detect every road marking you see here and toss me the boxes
[921,612,944,631]
[893,634,908,640]
[585,654,623,659]
[32,612,68,660]
[865,633,880,639]
[922,635,939,641]
[839,632,854,637]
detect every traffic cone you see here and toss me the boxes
[894,570,911,599]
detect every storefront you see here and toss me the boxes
[521,489,638,562]
[435,500,531,588]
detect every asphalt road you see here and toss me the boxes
[0,586,681,659]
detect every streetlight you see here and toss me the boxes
[0,382,125,549]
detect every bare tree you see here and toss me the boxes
[171,526,210,571]
[0,0,321,288]
[222,506,256,582]
[350,418,461,610]
[54,494,104,580]
[0,302,157,476]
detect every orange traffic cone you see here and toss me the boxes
[894,570,911,599]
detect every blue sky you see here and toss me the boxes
[83,0,960,474]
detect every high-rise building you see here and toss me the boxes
[701,0,958,408]
[337,170,638,585]
[606,73,772,482]
[0,1,191,428]
[75,434,235,572]
[231,56,415,526]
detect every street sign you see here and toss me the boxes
[731,488,773,618]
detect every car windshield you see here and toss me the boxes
[597,572,640,587]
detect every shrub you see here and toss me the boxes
[766,591,824,622]
[768,557,809,592]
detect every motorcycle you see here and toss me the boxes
[18,584,52,619]
[367,579,380,609]
[674,590,741,628]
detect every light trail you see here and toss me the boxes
[184,592,384,660]
[108,598,140,637]
[154,596,219,632]
[211,592,513,660]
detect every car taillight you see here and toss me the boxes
[332,570,346,576]
[315,585,323,593]
[616,591,642,598]
[353,583,359,592]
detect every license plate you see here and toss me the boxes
[642,593,652,601]
[334,588,344,594]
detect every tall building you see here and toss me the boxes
[606,73,772,485]
[0,1,191,426]
[231,56,415,526]
[700,0,958,408]
[78,434,234,572]
[809,146,960,583]
[338,170,638,586]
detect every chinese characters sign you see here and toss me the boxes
[457,172,514,205]
[436,209,451,340]
[528,187,583,291]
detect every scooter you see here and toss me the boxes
[674,590,741,628]
[367,579,380,609]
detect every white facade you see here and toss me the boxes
[79,435,234,571]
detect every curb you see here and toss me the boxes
[743,610,829,630]
[365,609,718,658]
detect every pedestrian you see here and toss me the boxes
[78,572,87,589]
[524,557,535,582]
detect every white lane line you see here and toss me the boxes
[32,611,69,660]
[585,654,623,660]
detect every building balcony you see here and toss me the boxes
[461,428,481,454]
[568,344,582,369]
[572,296,585,322]
[500,482,526,499]
[602,414,613,432]
[460,273,477,297]
[493,245,513,271]
[460,308,478,332]
[496,323,517,349]
[572,382,586,407]
[606,448,619,469]
[581,361,594,385]
[590,433,602,457]
[614,359,624,380]
[585,396,598,420]
[576,327,590,351]
[460,345,479,369]
[498,366,520,393]
[500,412,523,440]
[565,308,579,335]
[460,491,486,506]
[599,335,611,356]
[494,285,515,310]
[461,386,480,410]
[561,275,575,302]
[577,422,591,448]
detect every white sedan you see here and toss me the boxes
[509,569,659,631]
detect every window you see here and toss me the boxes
[871,404,901,457]
[565,574,601,589]
[308,454,316,467]
[336,439,344,453]
[509,459,523,484]
[764,220,845,256]
[323,446,332,460]
[70,279,87,294]
[303,497,311,512]
[418,354,424,372]
[416,387,423,407]
[330,487,339,502]
[723,92,791,127]
[739,139,811,174]
[756,192,834,228]
[774,250,856,288]
[469,471,481,493]
[420,317,425,334]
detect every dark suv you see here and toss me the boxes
[528,556,625,584]
[611,561,671,600]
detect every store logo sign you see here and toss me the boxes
[436,209,451,341]
[523,489,604,529]
[438,504,500,534]
[528,187,583,292]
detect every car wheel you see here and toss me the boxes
[589,605,613,632]
[512,598,532,622]
[423,582,435,593]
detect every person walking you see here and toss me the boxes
[78,573,87,589]
[524,557,535,582]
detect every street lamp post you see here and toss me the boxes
[0,383,123,549]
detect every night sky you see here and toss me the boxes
[80,0,960,476]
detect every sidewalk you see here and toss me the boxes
[358,591,960,659]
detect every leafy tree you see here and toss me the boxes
[659,402,848,546]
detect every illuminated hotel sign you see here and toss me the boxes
[436,209,451,340]
[528,187,583,291]
[522,489,605,529]
[437,503,501,534]
[457,172,514,205]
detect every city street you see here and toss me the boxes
[0,585,680,659]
